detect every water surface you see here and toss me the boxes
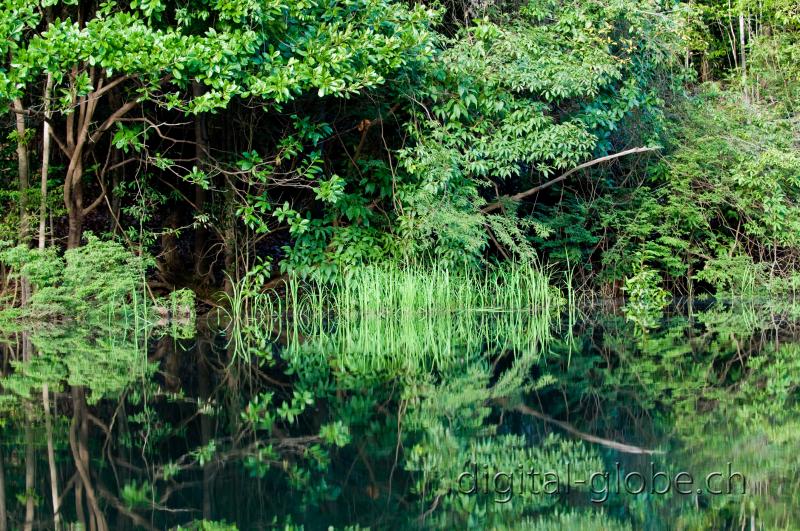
[0,300,797,529]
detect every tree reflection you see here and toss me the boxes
[0,300,798,529]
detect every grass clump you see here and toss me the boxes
[321,261,557,317]
[227,261,562,373]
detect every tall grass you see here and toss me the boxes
[226,261,563,373]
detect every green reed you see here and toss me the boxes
[227,261,564,373]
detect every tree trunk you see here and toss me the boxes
[108,90,123,236]
[160,211,181,282]
[61,74,136,249]
[701,54,710,82]
[13,98,30,244]
[70,387,108,531]
[67,199,84,249]
[75,479,86,531]
[39,75,53,250]
[23,410,35,531]
[0,445,7,531]
[114,407,132,531]
[66,152,85,250]
[739,11,749,103]
[221,108,237,296]
[223,177,237,297]
[197,342,214,519]
[13,98,31,305]
[22,334,35,531]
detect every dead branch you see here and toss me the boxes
[481,146,660,213]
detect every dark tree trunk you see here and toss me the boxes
[192,82,210,283]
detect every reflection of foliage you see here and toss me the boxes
[270,290,621,528]
[2,298,799,529]
[543,301,800,529]
[121,480,153,510]
[176,521,238,531]
[0,325,155,408]
[281,262,559,375]
[670,340,800,529]
[401,344,612,528]
[153,288,197,339]
[500,510,632,531]
[412,433,606,529]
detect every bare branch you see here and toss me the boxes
[481,146,661,214]
[81,189,106,217]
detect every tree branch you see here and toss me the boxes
[91,74,131,100]
[481,146,661,214]
[89,100,138,144]
[7,105,72,157]
[81,189,106,217]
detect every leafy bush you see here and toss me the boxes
[0,233,152,319]
[601,87,800,295]
[402,0,679,256]
[623,262,671,329]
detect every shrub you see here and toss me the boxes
[0,233,152,320]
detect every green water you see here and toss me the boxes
[0,300,797,529]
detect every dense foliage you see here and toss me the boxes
[2,2,800,529]
[1,0,796,305]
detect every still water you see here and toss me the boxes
[0,300,797,529]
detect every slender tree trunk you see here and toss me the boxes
[685,0,693,70]
[0,345,9,531]
[221,109,237,296]
[0,445,7,531]
[109,153,122,235]
[22,336,35,531]
[75,479,86,531]
[160,212,181,282]
[66,158,85,250]
[61,74,136,250]
[193,188,207,280]
[726,0,738,70]
[67,206,84,249]
[70,387,108,531]
[197,342,213,519]
[115,407,132,531]
[108,90,123,236]
[13,98,30,243]
[23,412,35,531]
[739,10,749,103]
[12,98,31,305]
[39,75,53,249]
[223,178,236,297]
[49,210,55,247]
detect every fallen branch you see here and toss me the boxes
[481,146,661,213]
